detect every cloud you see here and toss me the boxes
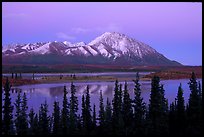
[72,27,91,33]
[56,32,76,40]
[96,23,122,33]
[3,13,29,19]
[71,23,122,34]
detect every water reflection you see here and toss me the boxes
[12,83,151,98]
[2,79,202,116]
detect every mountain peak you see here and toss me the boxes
[98,31,126,38]
[88,32,124,45]
[102,31,125,35]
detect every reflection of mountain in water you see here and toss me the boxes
[49,86,64,97]
[47,83,150,98]
[48,84,115,97]
[10,82,151,99]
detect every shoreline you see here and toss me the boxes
[3,75,202,87]
[2,76,152,87]
[2,67,202,86]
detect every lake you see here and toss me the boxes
[2,72,202,116]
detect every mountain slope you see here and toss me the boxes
[2,32,182,66]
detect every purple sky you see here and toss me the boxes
[2,2,202,65]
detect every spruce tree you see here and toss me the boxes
[76,114,82,133]
[38,101,50,135]
[188,72,200,115]
[52,101,60,135]
[33,114,39,135]
[197,81,202,132]
[81,94,86,128]
[28,108,35,135]
[169,102,176,135]
[2,78,14,135]
[92,104,97,129]
[187,72,202,135]
[14,91,22,135]
[148,75,161,135]
[122,81,133,135]
[112,80,120,129]
[175,83,186,134]
[133,72,146,135]
[69,82,78,133]
[148,76,168,135]
[104,98,112,133]
[198,81,202,99]
[61,85,69,134]
[99,91,105,128]
[21,92,28,135]
[118,84,123,112]
[197,81,202,122]
[85,85,92,131]
[159,84,169,134]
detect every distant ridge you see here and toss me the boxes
[2,32,182,66]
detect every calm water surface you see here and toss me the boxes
[2,72,202,116]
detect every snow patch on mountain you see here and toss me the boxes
[86,46,98,56]
[30,42,51,54]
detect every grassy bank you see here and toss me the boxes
[2,75,152,87]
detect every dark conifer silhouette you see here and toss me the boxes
[21,92,28,135]
[133,72,146,135]
[187,72,202,135]
[122,81,133,135]
[61,85,69,134]
[112,80,120,130]
[2,78,14,135]
[69,82,78,133]
[175,83,186,134]
[52,101,61,135]
[13,92,28,135]
[28,108,35,135]
[104,97,112,134]
[118,84,123,113]
[98,91,105,129]
[81,94,86,129]
[85,85,92,132]
[33,114,39,135]
[169,102,176,135]
[38,101,50,135]
[148,76,168,135]
[14,91,22,135]
[92,104,97,129]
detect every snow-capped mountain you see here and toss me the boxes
[88,32,158,59]
[2,32,182,66]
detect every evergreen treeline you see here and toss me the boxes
[2,72,202,136]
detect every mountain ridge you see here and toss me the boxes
[2,32,182,66]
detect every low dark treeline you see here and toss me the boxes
[1,72,202,136]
